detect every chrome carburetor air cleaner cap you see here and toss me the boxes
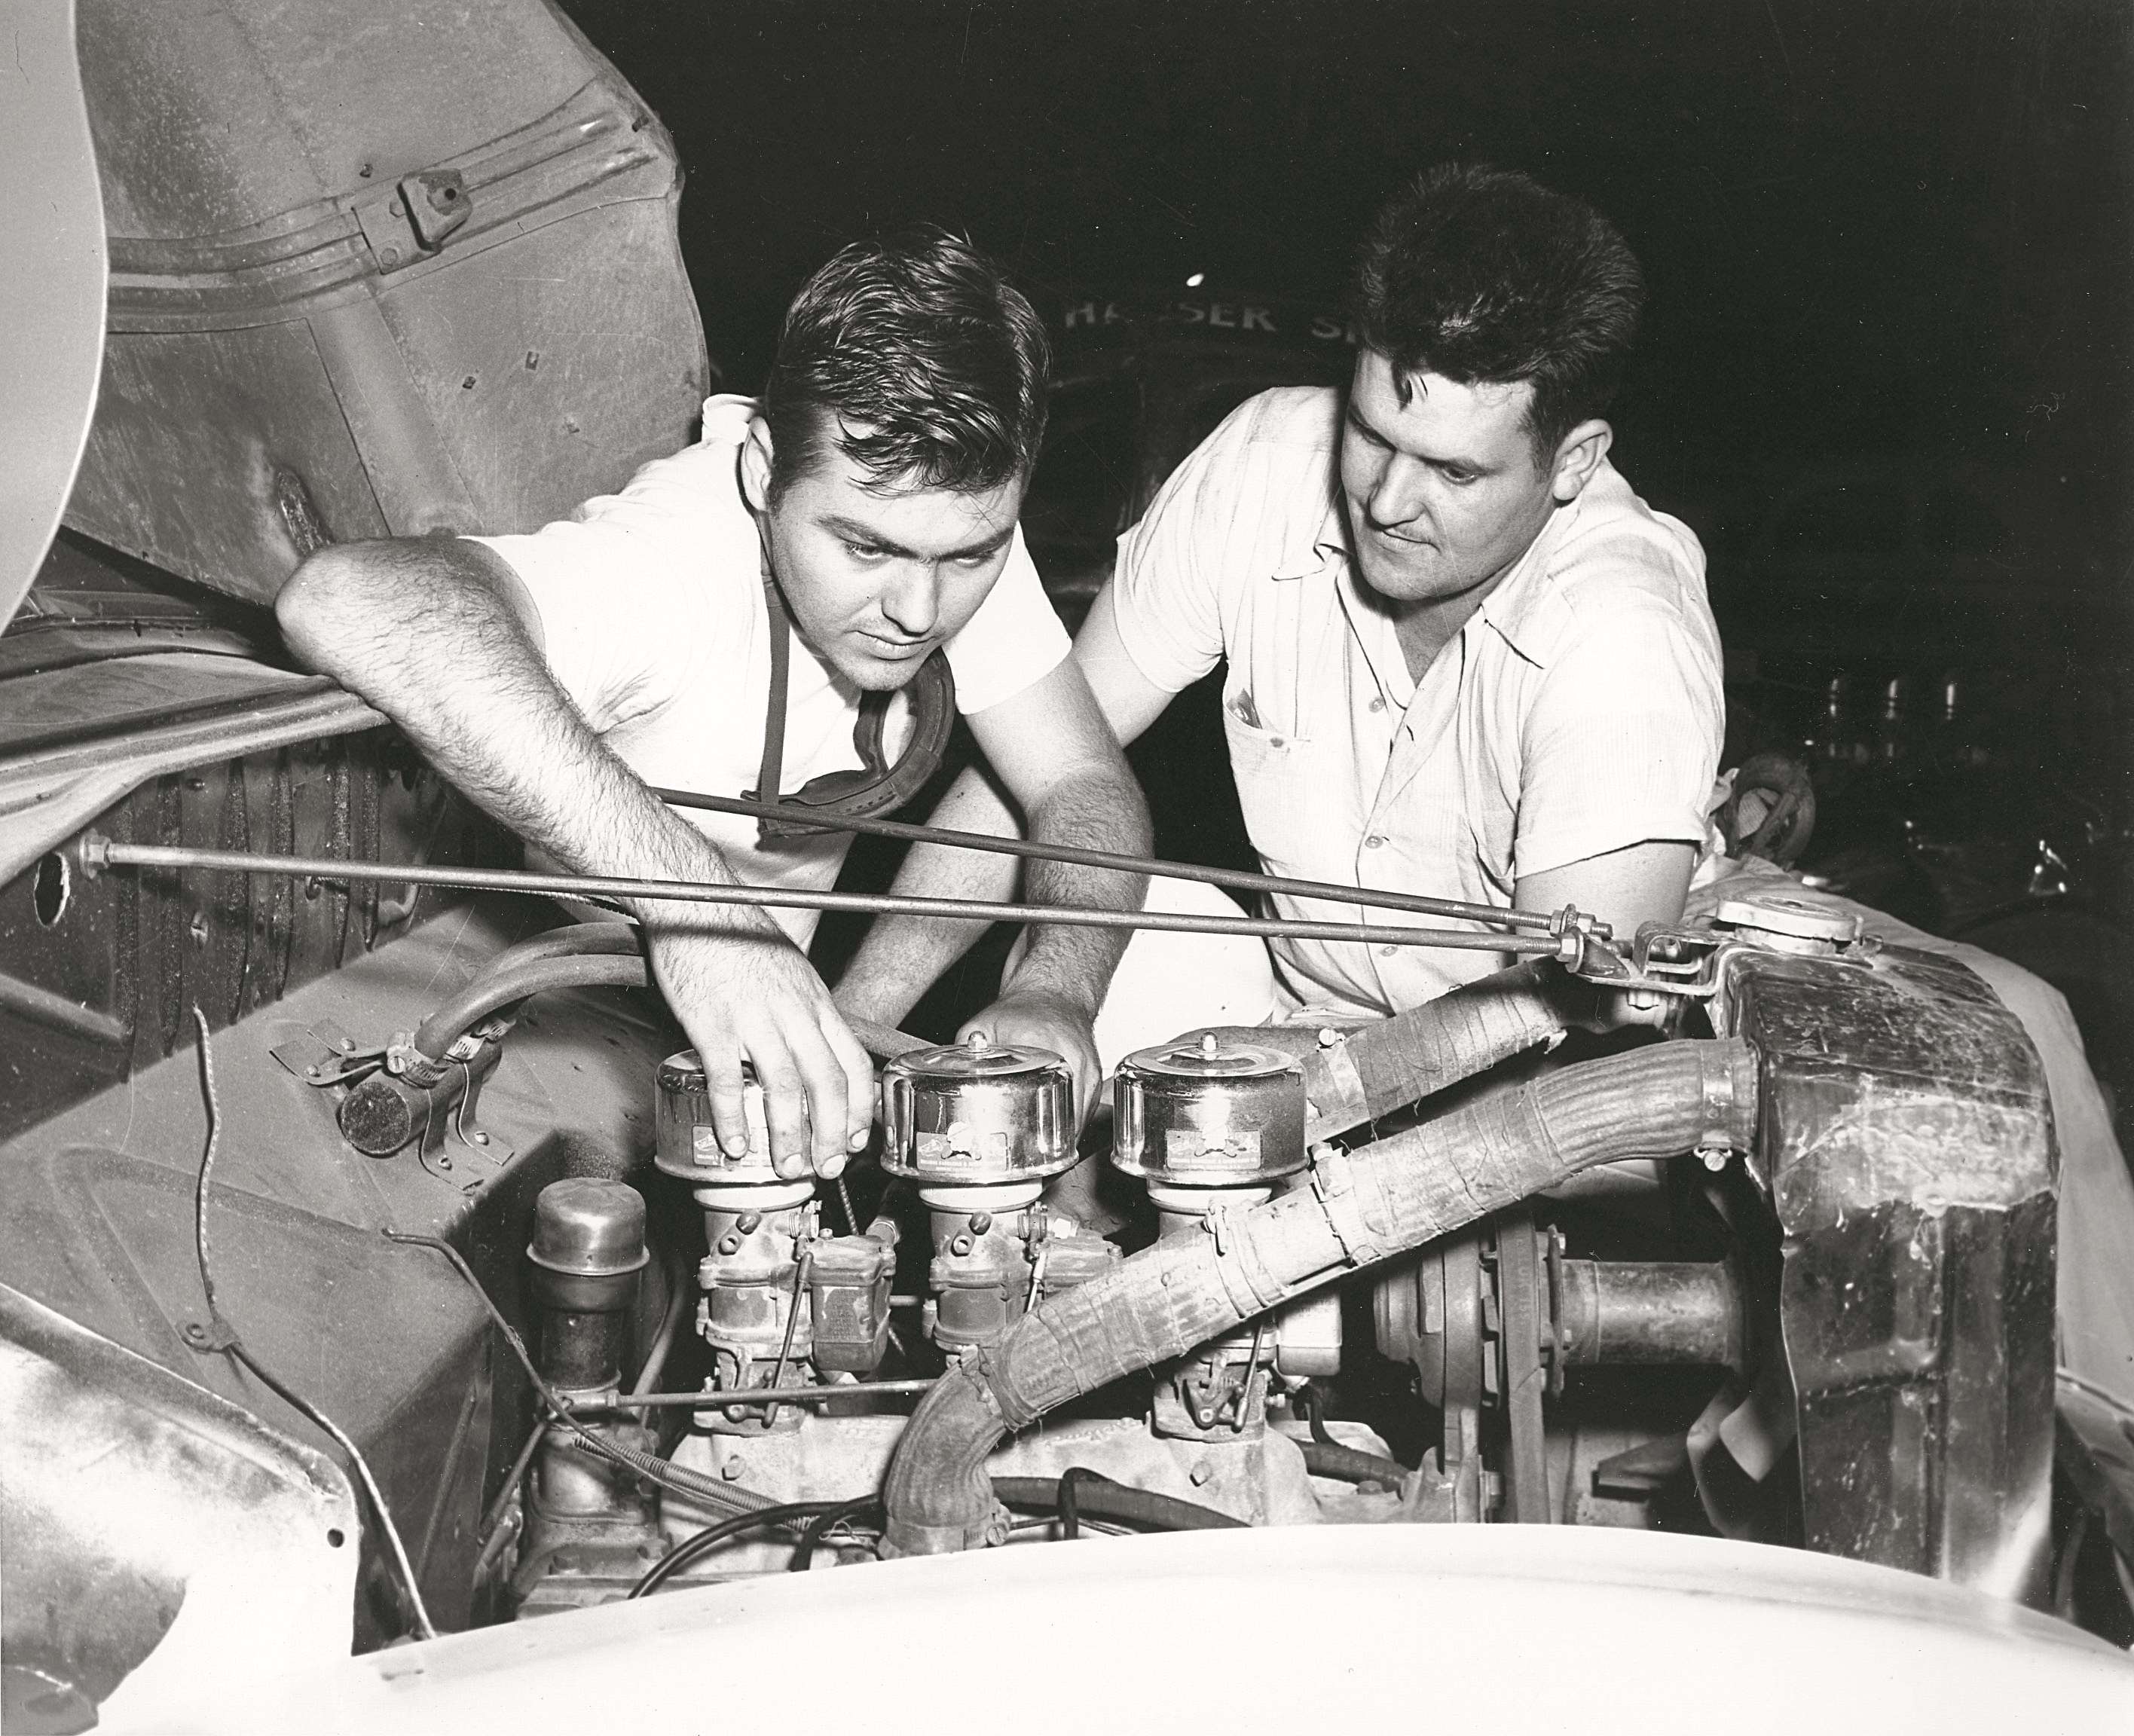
[1111,1032,1308,1184]
[652,1049,778,1182]
[879,1033,1075,1182]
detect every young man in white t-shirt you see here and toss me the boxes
[278,231,1150,1176]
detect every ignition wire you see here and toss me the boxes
[1296,1380,1411,1486]
[628,1501,842,1598]
[634,1472,1246,1599]
[790,1495,884,1571]
[1057,1465,1103,1541]
[990,1475,1246,1533]
[186,1007,438,1641]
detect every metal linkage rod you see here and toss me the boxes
[570,1380,937,1412]
[653,785,1568,935]
[78,837,1573,958]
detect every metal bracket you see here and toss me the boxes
[416,1058,510,1190]
[269,1019,383,1087]
[353,170,472,273]
[1570,923,1729,1000]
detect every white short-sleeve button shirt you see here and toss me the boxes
[1111,386,1723,1019]
[469,395,1071,945]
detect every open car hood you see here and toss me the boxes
[1,0,108,631]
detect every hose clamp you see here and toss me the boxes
[1307,1029,1368,1132]
[1308,1145,1390,1269]
[957,1342,1025,1430]
[1698,1041,1753,1149]
[1203,1203,1286,1315]
[386,1033,452,1088]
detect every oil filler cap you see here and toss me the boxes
[527,1178,650,1278]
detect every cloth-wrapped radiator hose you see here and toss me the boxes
[1181,958,1605,1143]
[1289,958,1606,1139]
[882,1037,1757,1554]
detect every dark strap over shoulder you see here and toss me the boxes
[744,567,956,845]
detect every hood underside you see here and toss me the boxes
[1,0,107,631]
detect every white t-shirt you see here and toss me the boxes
[469,395,1071,944]
[1112,386,1724,1019]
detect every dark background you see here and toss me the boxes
[561,0,2131,563]
[558,0,2134,1066]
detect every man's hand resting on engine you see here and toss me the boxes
[831,659,1151,1139]
[956,986,1102,1133]
[646,909,876,1181]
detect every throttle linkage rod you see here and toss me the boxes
[652,786,1578,935]
[75,833,1597,961]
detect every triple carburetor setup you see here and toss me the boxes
[508,1024,1350,1609]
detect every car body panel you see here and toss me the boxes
[112,1526,2134,1734]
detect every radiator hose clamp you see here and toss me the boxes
[1308,1145,1391,1268]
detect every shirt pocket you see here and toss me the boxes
[1221,705,1341,888]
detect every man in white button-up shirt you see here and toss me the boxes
[280,232,1150,1174]
[858,166,1722,1050]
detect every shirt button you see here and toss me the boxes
[1364,835,1386,849]
[1368,696,1386,714]
[1379,946,1398,958]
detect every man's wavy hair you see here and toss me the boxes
[761,226,1050,500]
[1355,164,1644,463]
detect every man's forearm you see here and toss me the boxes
[1002,763,1151,1014]
[833,766,1023,1024]
[833,760,1151,1025]
[277,540,761,931]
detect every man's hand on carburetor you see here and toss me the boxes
[641,898,876,1182]
[832,658,1154,1138]
[954,979,1103,1137]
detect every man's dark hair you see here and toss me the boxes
[1354,164,1644,461]
[761,226,1050,499]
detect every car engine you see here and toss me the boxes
[3,745,2069,1662]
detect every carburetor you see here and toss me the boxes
[881,1034,1114,1354]
[654,1050,893,1429]
[1113,1033,1336,1438]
